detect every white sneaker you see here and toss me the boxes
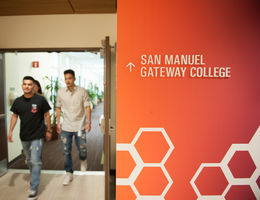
[80,160,87,171]
[27,190,37,200]
[63,172,73,186]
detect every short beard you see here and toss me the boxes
[24,90,33,95]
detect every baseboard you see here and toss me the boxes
[7,154,23,168]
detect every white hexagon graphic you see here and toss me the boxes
[190,126,260,200]
[190,163,229,199]
[117,127,174,199]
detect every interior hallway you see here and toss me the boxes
[0,171,104,200]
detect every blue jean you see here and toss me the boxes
[60,130,87,173]
[21,139,43,192]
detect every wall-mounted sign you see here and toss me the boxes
[116,0,260,199]
[32,61,39,68]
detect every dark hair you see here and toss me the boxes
[23,76,35,82]
[64,69,75,77]
[33,80,43,94]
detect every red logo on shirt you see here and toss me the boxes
[31,104,38,113]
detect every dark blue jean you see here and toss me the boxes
[60,130,87,173]
[21,139,43,192]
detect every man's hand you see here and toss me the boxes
[46,131,52,141]
[8,114,18,143]
[8,132,13,143]
[57,124,62,134]
[86,122,91,132]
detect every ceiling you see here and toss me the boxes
[0,0,117,16]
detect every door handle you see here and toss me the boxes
[0,114,5,119]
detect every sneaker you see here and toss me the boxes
[80,160,87,171]
[63,172,73,186]
[27,190,37,200]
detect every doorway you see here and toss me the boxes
[5,51,105,172]
[0,41,115,199]
[6,51,105,171]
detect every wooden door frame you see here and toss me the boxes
[103,36,111,200]
[0,53,8,176]
[0,47,111,199]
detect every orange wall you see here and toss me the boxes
[116,0,260,199]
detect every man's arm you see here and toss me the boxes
[56,107,62,134]
[8,114,18,143]
[44,111,52,141]
[85,106,91,132]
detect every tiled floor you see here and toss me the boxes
[0,171,104,200]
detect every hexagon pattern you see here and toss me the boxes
[135,131,170,163]
[191,126,260,200]
[134,167,169,195]
[256,176,260,189]
[117,151,136,178]
[194,167,228,195]
[116,127,260,200]
[228,151,256,178]
[116,128,174,200]
[225,185,256,200]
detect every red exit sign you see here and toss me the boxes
[32,61,39,68]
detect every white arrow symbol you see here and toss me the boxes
[126,62,135,72]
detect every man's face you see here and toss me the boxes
[64,73,75,87]
[33,84,39,94]
[22,79,34,94]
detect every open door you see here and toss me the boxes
[103,36,111,200]
[0,53,8,176]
